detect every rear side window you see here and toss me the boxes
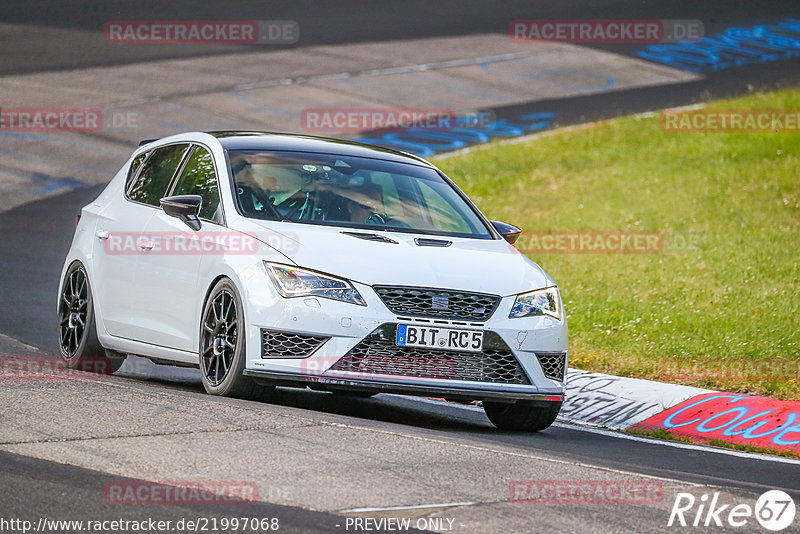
[125,151,150,190]
[127,144,190,206]
[170,146,220,221]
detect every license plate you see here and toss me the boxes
[396,324,483,352]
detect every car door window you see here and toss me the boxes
[170,145,221,222]
[127,144,190,206]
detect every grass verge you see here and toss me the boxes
[434,88,800,399]
[627,428,800,459]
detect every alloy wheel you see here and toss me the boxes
[201,288,238,386]
[59,266,89,358]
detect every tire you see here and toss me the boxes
[483,401,562,432]
[57,262,123,375]
[199,278,273,399]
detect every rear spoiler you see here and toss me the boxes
[138,139,157,147]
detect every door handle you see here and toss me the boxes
[96,230,110,240]
[138,240,154,251]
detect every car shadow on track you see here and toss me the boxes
[115,355,563,439]
[115,356,560,435]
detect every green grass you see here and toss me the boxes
[626,428,693,443]
[705,438,800,459]
[434,88,800,399]
[627,429,800,458]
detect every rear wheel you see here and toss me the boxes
[199,278,273,399]
[483,401,562,432]
[58,262,123,375]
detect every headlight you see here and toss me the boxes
[509,287,561,320]
[264,262,366,306]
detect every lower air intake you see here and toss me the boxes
[536,352,567,381]
[261,329,329,359]
[328,324,530,385]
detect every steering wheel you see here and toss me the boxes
[277,192,313,220]
[237,185,279,219]
[364,213,411,228]
[364,213,387,225]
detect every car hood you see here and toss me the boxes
[239,220,554,296]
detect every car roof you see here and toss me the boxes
[206,131,433,167]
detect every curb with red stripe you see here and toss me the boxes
[561,369,800,456]
[631,393,800,453]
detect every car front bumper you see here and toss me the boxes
[243,278,568,401]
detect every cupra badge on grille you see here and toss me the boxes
[431,295,449,310]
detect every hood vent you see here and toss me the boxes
[341,231,398,244]
[414,238,452,247]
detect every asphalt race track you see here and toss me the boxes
[2,2,800,532]
[0,0,797,74]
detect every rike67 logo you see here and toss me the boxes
[668,490,796,531]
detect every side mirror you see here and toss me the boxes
[160,195,202,231]
[491,220,521,245]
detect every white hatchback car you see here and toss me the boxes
[58,131,567,431]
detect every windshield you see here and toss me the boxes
[226,150,493,239]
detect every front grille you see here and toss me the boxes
[537,352,567,381]
[328,324,529,385]
[374,286,501,321]
[261,329,329,359]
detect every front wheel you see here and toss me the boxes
[483,401,562,432]
[58,262,123,375]
[199,278,273,399]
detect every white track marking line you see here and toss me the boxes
[400,396,800,465]
[552,422,800,465]
[111,52,531,105]
[341,502,475,514]
[233,51,530,91]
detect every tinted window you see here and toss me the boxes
[125,151,150,190]
[170,146,220,221]
[226,150,492,239]
[128,144,190,206]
